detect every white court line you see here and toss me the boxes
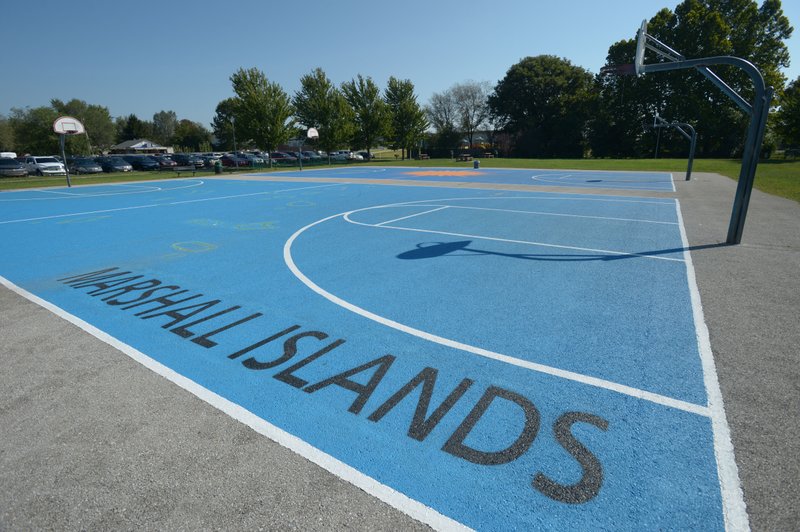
[411,194,675,207]
[284,207,707,416]
[531,173,672,190]
[164,182,346,207]
[35,189,84,196]
[0,203,162,224]
[106,183,164,191]
[676,200,749,531]
[531,174,572,181]
[0,179,204,201]
[408,203,679,226]
[0,275,468,532]
[345,214,685,263]
[375,206,449,227]
[0,183,348,225]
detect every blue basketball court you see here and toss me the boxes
[0,172,744,530]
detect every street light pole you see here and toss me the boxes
[231,117,237,153]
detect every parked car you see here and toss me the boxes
[330,150,350,161]
[270,152,298,163]
[357,151,374,160]
[172,153,205,168]
[121,155,160,171]
[302,151,322,161]
[95,156,133,173]
[220,154,252,167]
[151,155,177,169]
[20,156,66,176]
[0,158,28,177]
[232,152,264,165]
[68,157,103,174]
[200,153,221,167]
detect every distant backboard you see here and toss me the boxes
[307,127,319,139]
[53,116,86,135]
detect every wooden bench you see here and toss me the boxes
[161,165,197,176]
[456,154,473,161]
[417,154,430,160]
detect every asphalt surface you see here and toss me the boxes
[1,170,797,530]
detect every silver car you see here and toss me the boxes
[22,156,66,176]
[0,158,28,177]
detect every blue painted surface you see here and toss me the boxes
[0,177,723,530]
[266,166,676,191]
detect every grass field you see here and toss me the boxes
[1,158,798,203]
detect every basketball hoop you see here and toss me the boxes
[53,116,86,189]
[599,64,636,77]
[629,17,773,244]
[53,116,86,135]
[307,127,319,140]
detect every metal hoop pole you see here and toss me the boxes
[60,134,72,188]
[641,55,770,244]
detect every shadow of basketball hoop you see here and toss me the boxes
[396,240,730,262]
[397,241,614,262]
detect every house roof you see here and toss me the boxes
[110,139,164,150]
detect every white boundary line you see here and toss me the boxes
[0,183,348,225]
[402,194,675,207]
[36,189,84,196]
[375,206,449,227]
[409,203,679,226]
[675,200,749,531]
[531,173,673,191]
[0,275,470,532]
[284,205,707,416]
[0,179,205,202]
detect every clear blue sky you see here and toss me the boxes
[1,0,798,128]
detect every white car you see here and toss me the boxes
[22,156,66,176]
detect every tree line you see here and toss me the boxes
[1,0,796,159]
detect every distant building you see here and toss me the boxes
[109,139,172,154]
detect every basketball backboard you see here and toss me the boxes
[53,116,86,135]
[635,20,647,75]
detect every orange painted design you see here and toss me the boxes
[403,170,484,177]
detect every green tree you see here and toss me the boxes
[0,115,15,151]
[293,68,354,158]
[172,119,212,151]
[51,98,115,154]
[8,106,60,155]
[116,114,154,143]
[489,55,596,157]
[229,67,295,152]
[776,76,800,147]
[152,110,178,146]
[384,77,429,159]
[211,98,238,151]
[341,75,390,157]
